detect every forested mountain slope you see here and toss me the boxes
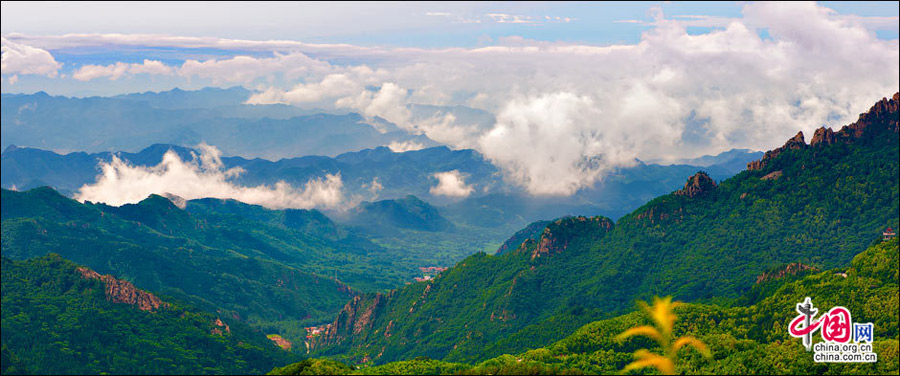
[1,254,300,375]
[1,188,363,343]
[276,238,898,375]
[308,93,900,365]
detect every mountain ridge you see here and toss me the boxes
[306,92,899,365]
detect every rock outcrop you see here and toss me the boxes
[211,318,231,335]
[748,92,899,171]
[747,132,806,171]
[809,127,835,146]
[312,291,392,351]
[77,267,168,312]
[755,262,818,284]
[675,171,717,198]
[267,334,292,350]
[521,216,614,260]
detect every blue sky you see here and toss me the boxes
[1,1,898,195]
[2,1,897,78]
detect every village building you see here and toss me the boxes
[884,227,896,241]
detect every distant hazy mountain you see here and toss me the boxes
[347,195,454,233]
[674,148,765,173]
[0,89,438,159]
[2,143,744,224]
[308,93,900,366]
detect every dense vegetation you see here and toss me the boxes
[1,254,300,375]
[0,188,360,345]
[273,238,900,374]
[309,94,899,365]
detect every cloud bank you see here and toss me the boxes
[72,59,172,81]
[430,170,474,198]
[1,37,60,77]
[5,2,899,197]
[74,144,345,210]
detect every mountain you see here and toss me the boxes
[113,86,254,109]
[0,89,437,159]
[306,93,899,365]
[277,238,898,374]
[347,195,453,233]
[673,148,765,174]
[1,186,397,348]
[1,254,300,375]
[2,142,742,222]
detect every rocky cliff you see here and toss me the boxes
[749,92,899,171]
[755,262,818,284]
[674,171,717,198]
[77,267,169,312]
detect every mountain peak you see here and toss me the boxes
[675,171,716,198]
[526,216,613,260]
[748,93,899,171]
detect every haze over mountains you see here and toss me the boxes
[3,91,896,375]
[0,88,442,159]
[1,87,761,224]
[308,92,900,366]
[3,1,900,374]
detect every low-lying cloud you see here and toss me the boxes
[4,2,899,198]
[430,170,474,198]
[72,59,172,81]
[387,140,426,153]
[74,144,345,210]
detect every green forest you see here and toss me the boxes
[1,94,897,375]
[308,100,899,365]
[1,254,300,375]
[272,238,900,375]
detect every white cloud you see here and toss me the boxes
[178,51,332,85]
[430,170,474,198]
[72,59,173,81]
[74,144,345,210]
[387,140,425,152]
[247,73,363,105]
[479,92,639,195]
[6,2,899,197]
[1,37,60,77]
[361,177,384,198]
[486,13,535,24]
[335,82,412,128]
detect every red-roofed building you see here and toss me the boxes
[884,227,896,241]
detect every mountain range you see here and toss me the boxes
[1,91,896,375]
[0,88,437,159]
[307,93,900,365]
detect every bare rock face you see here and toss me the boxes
[77,267,168,312]
[761,170,783,181]
[311,290,392,351]
[267,334,292,350]
[675,171,717,198]
[810,127,836,146]
[211,318,231,335]
[834,92,900,140]
[755,262,818,284]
